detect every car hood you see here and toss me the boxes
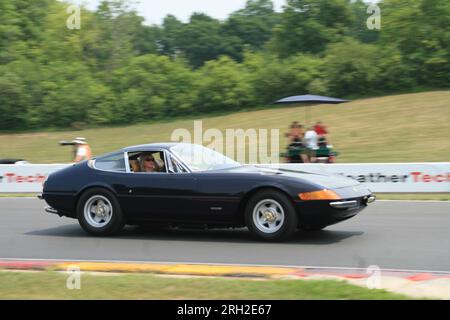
[224,165,360,190]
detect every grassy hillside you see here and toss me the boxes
[1,91,449,163]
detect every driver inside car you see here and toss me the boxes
[138,152,164,173]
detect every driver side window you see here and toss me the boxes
[128,151,167,174]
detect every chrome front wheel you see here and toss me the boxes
[245,190,298,241]
[84,195,113,228]
[252,199,285,234]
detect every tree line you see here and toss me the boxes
[0,0,448,130]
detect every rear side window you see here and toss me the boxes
[94,153,126,172]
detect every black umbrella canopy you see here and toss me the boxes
[275,94,349,104]
[274,94,350,124]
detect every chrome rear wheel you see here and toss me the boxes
[77,188,125,236]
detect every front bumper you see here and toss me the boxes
[295,194,375,227]
[330,195,376,209]
[329,200,359,209]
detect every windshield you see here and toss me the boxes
[170,144,241,172]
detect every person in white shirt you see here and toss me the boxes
[304,127,318,163]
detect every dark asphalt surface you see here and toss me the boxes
[0,198,449,271]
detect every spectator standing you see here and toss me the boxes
[73,137,92,163]
[304,127,319,163]
[286,121,305,142]
[288,137,309,163]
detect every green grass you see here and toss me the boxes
[376,194,450,201]
[0,271,411,300]
[1,91,449,164]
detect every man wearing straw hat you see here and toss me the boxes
[72,137,92,163]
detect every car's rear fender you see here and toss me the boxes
[74,183,120,211]
[76,183,118,199]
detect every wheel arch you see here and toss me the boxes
[75,184,119,211]
[238,184,296,223]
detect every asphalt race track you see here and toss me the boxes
[1,198,449,272]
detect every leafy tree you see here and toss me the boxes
[177,13,238,67]
[36,1,86,64]
[0,0,51,63]
[222,0,280,52]
[348,0,379,43]
[133,24,162,56]
[244,52,323,104]
[195,56,254,112]
[0,64,29,130]
[380,0,450,86]
[270,0,354,57]
[112,55,197,122]
[322,38,379,96]
[93,0,143,72]
[0,0,449,131]
[39,63,101,127]
[159,15,184,57]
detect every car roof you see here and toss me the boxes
[122,142,182,153]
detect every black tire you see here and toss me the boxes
[244,190,298,241]
[77,188,125,236]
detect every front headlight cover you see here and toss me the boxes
[298,189,341,201]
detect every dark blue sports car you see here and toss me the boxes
[40,143,375,241]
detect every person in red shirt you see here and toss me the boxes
[314,121,328,136]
